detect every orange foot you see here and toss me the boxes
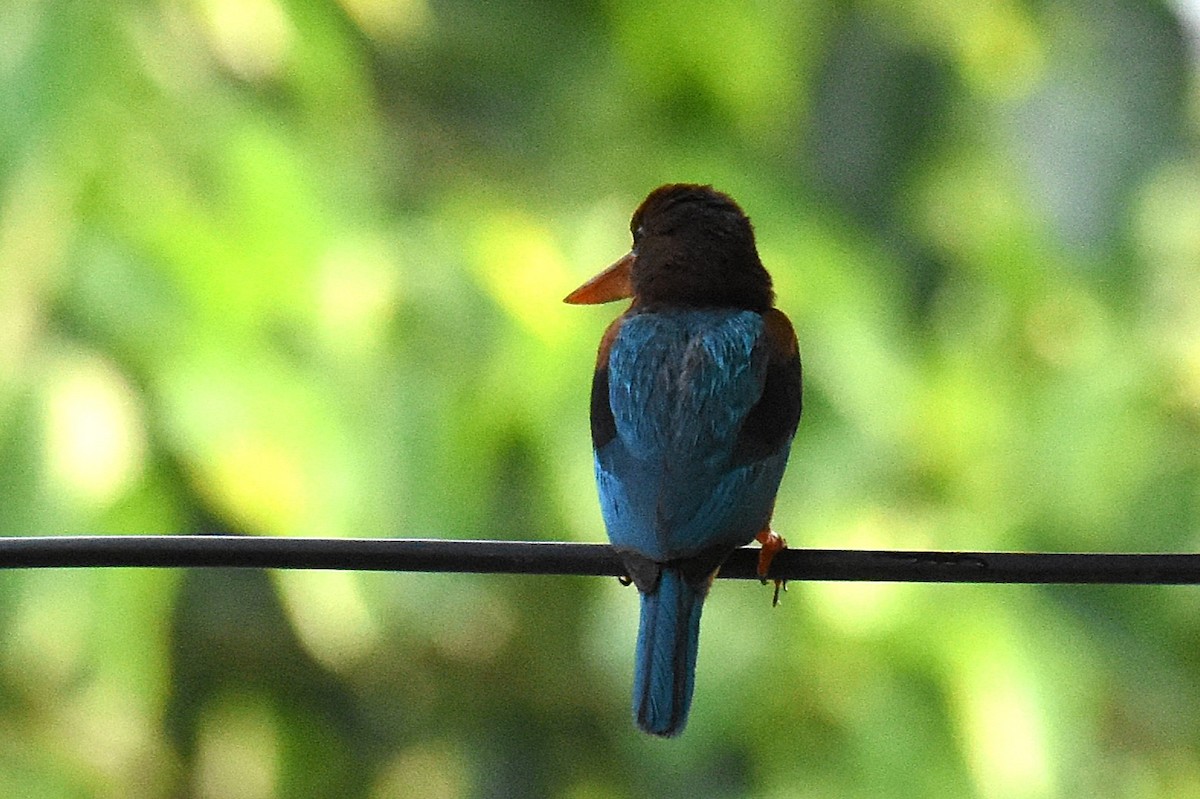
[755,526,788,607]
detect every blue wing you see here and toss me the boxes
[592,308,796,561]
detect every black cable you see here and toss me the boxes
[0,536,1198,584]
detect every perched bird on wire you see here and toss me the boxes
[565,184,802,737]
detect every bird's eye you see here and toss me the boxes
[633,224,645,242]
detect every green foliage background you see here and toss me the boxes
[2,0,1200,796]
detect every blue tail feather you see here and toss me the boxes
[632,568,705,737]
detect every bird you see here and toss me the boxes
[564,184,802,737]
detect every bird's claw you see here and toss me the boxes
[755,526,788,607]
[770,579,787,607]
[618,574,633,587]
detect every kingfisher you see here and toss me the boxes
[565,184,802,737]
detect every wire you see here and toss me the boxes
[0,536,1198,584]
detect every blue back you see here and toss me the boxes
[595,309,791,561]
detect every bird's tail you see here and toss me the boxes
[632,566,705,737]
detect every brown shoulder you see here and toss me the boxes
[730,308,802,466]
[590,314,628,450]
[595,314,626,368]
[762,307,799,360]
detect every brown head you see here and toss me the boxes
[564,184,774,312]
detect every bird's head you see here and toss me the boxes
[564,184,774,311]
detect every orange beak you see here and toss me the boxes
[563,251,635,305]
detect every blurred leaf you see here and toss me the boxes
[0,0,1198,796]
